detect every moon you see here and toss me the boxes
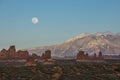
[32,17,39,24]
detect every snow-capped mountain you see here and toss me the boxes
[26,32,120,57]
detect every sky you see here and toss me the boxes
[0,0,120,50]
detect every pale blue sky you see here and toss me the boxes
[0,0,120,50]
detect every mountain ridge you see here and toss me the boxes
[26,32,120,57]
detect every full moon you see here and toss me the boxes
[32,17,39,24]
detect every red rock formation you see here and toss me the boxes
[0,45,31,60]
[45,50,51,59]
[32,53,38,59]
[85,53,89,60]
[77,51,85,60]
[76,50,104,62]
[41,50,51,60]
[16,50,29,59]
[93,53,97,60]
[98,51,104,60]
[0,49,8,59]
[41,53,45,59]
[8,45,16,59]
[26,55,36,66]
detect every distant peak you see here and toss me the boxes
[95,31,113,36]
[65,32,117,43]
[65,33,90,43]
[75,33,90,38]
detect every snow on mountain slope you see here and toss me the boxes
[26,32,120,57]
[65,33,90,43]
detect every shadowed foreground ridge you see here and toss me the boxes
[0,62,120,80]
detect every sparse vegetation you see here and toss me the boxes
[0,60,120,80]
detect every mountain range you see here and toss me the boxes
[26,32,120,57]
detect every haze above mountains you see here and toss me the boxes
[26,32,120,57]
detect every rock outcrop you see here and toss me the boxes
[0,45,52,62]
[8,45,16,56]
[41,50,51,59]
[77,50,104,62]
[0,49,8,59]
[16,50,29,59]
[0,45,30,60]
